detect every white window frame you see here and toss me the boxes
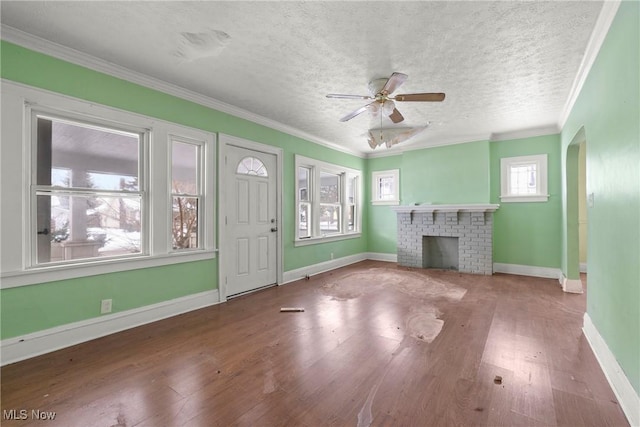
[294,155,361,246]
[371,169,400,205]
[500,154,549,202]
[0,81,216,288]
[29,111,148,266]
[170,135,205,252]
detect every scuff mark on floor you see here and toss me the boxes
[357,380,381,427]
[320,268,466,302]
[405,306,444,343]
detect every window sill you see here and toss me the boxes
[0,250,217,289]
[372,200,400,206]
[500,194,549,203]
[294,232,361,247]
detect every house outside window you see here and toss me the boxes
[295,155,361,245]
[32,114,145,265]
[500,154,548,202]
[372,169,400,205]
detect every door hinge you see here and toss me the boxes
[225,216,228,225]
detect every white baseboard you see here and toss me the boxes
[0,289,220,366]
[558,271,584,294]
[583,313,639,427]
[282,253,367,284]
[364,252,397,263]
[493,263,562,280]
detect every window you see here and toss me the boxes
[372,169,400,205]
[236,156,268,176]
[500,154,548,202]
[171,138,203,250]
[0,81,216,287]
[33,114,144,265]
[295,155,361,244]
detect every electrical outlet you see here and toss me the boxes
[100,299,112,314]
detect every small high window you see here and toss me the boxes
[371,169,400,205]
[500,154,548,202]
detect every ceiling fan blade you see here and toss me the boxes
[394,93,446,102]
[389,108,404,123]
[382,72,408,95]
[339,103,372,122]
[326,94,372,100]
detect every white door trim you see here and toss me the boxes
[218,134,283,301]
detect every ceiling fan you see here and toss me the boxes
[327,72,445,123]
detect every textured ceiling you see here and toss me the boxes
[1,1,603,155]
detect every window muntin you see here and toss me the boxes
[33,115,144,265]
[171,139,203,250]
[371,169,400,205]
[295,155,361,242]
[500,154,548,202]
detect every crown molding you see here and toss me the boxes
[558,1,621,130]
[0,25,364,158]
[489,124,560,142]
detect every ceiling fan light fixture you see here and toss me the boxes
[382,99,395,116]
[367,102,380,116]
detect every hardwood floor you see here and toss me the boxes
[0,262,629,426]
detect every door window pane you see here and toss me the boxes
[237,156,268,176]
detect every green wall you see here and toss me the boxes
[0,41,366,339]
[490,135,562,267]
[401,141,490,205]
[560,1,640,394]
[367,138,562,271]
[366,155,403,254]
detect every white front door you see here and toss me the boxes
[225,145,278,296]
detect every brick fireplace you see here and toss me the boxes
[392,204,500,275]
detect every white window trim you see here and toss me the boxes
[371,169,400,205]
[169,134,206,253]
[0,81,216,288]
[500,154,549,203]
[294,155,362,246]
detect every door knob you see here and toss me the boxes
[271,227,278,232]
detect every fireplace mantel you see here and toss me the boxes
[391,204,500,214]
